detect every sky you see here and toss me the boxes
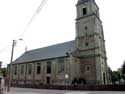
[0,0,125,71]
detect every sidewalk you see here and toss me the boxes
[3,87,125,94]
[4,88,67,94]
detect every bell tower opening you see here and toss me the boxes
[82,7,87,15]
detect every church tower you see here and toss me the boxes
[75,0,109,84]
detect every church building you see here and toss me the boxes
[11,0,109,85]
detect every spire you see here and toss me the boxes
[77,0,95,4]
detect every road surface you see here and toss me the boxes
[3,87,125,94]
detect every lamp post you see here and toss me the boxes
[65,74,69,90]
[7,40,16,92]
[7,39,23,92]
[65,51,72,90]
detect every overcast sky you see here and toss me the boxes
[0,0,125,71]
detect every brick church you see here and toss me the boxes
[11,0,110,85]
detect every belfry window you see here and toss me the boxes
[82,8,87,15]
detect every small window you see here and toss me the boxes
[83,8,87,15]
[87,66,90,71]
[85,42,89,46]
[85,66,91,72]
[85,26,87,30]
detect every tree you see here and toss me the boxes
[72,78,78,85]
[111,71,121,84]
[77,78,86,85]
[1,68,7,77]
[121,61,125,81]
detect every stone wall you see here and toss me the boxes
[12,84,125,91]
[12,56,80,85]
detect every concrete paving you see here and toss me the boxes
[3,87,125,94]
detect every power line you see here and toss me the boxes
[20,0,48,38]
[0,0,48,54]
[0,39,21,54]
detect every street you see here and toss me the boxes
[3,87,125,94]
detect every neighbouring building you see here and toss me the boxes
[10,0,109,85]
[0,62,3,91]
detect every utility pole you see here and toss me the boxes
[7,40,16,92]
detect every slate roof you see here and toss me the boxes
[77,0,95,4]
[13,40,75,64]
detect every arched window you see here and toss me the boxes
[47,61,51,74]
[14,66,17,75]
[28,64,32,75]
[37,63,41,74]
[21,65,24,75]
[58,59,64,73]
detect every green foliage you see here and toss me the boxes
[111,71,121,84]
[121,61,125,80]
[1,68,7,77]
[72,78,86,85]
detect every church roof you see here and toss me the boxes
[77,0,95,4]
[13,40,75,64]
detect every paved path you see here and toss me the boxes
[3,87,125,94]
